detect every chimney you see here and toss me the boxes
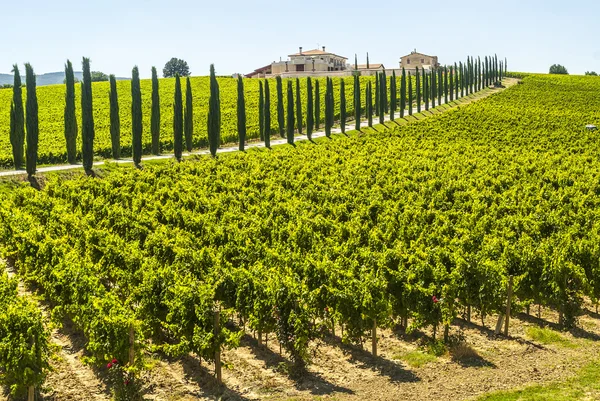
[299,46,303,54]
[322,46,326,52]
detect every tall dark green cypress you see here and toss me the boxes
[366,81,373,127]
[208,64,221,157]
[286,80,294,144]
[173,74,183,161]
[454,62,459,98]
[478,57,482,91]
[444,67,449,104]
[390,71,396,121]
[328,78,334,130]
[295,78,303,135]
[64,60,77,164]
[264,80,271,148]
[131,66,143,165]
[151,66,161,155]
[354,74,361,130]
[382,69,388,114]
[307,77,314,140]
[378,73,384,124]
[400,68,406,118]
[109,75,120,159]
[184,77,193,152]
[415,68,421,113]
[237,76,246,151]
[25,63,38,178]
[408,71,413,116]
[259,81,264,141]
[276,76,285,138]
[340,79,346,134]
[449,66,454,101]
[315,80,320,130]
[375,72,379,115]
[355,54,358,70]
[325,78,332,137]
[459,62,464,98]
[366,52,370,69]
[430,69,435,108]
[9,65,24,170]
[424,71,429,111]
[81,57,94,172]
[438,68,442,104]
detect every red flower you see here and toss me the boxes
[324,307,329,313]
[432,296,439,304]
[112,358,118,364]
[107,362,113,369]
[124,379,130,385]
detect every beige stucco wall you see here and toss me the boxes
[400,54,439,69]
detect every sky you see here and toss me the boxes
[1,0,599,79]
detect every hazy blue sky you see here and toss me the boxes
[1,0,598,78]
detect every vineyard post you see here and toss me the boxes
[214,306,222,384]
[504,275,513,336]
[129,324,135,366]
[372,318,377,357]
[494,314,504,335]
[258,329,263,346]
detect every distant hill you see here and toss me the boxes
[0,71,128,87]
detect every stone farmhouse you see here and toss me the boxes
[400,50,440,71]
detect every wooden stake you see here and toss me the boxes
[214,307,222,384]
[504,275,513,336]
[129,324,135,366]
[495,313,504,335]
[258,329,262,346]
[371,318,377,357]
[28,386,34,401]
[331,318,335,338]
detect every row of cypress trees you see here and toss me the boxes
[8,58,223,173]
[7,55,505,172]
[240,54,506,148]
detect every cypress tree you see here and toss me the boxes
[390,71,396,121]
[430,68,435,108]
[325,78,332,137]
[424,71,429,111]
[354,74,361,130]
[328,78,334,130]
[286,80,294,144]
[457,61,465,97]
[207,64,221,157]
[237,76,246,151]
[449,66,454,101]
[9,65,24,170]
[355,54,358,71]
[478,57,482,91]
[81,57,95,172]
[259,81,264,141]
[378,73,384,124]
[184,77,194,152]
[505,57,508,75]
[151,66,161,155]
[295,78,303,135]
[173,74,183,161]
[25,63,38,178]
[415,68,421,113]
[366,81,373,127]
[64,60,77,164]
[455,62,459,98]
[495,54,499,82]
[400,67,406,118]
[264,79,271,148]
[375,72,379,115]
[382,69,388,114]
[408,71,413,116]
[444,67,449,104]
[484,56,488,87]
[276,76,285,138]
[109,75,120,159]
[315,80,320,130]
[438,68,443,104]
[131,66,143,165]
[307,77,314,140]
[340,79,346,134]
[367,52,370,69]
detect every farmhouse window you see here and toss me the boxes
[407,59,411,64]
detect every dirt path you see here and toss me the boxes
[0,79,517,178]
[1,260,110,401]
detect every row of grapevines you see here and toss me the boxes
[0,272,50,397]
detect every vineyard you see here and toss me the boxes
[2,73,600,400]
